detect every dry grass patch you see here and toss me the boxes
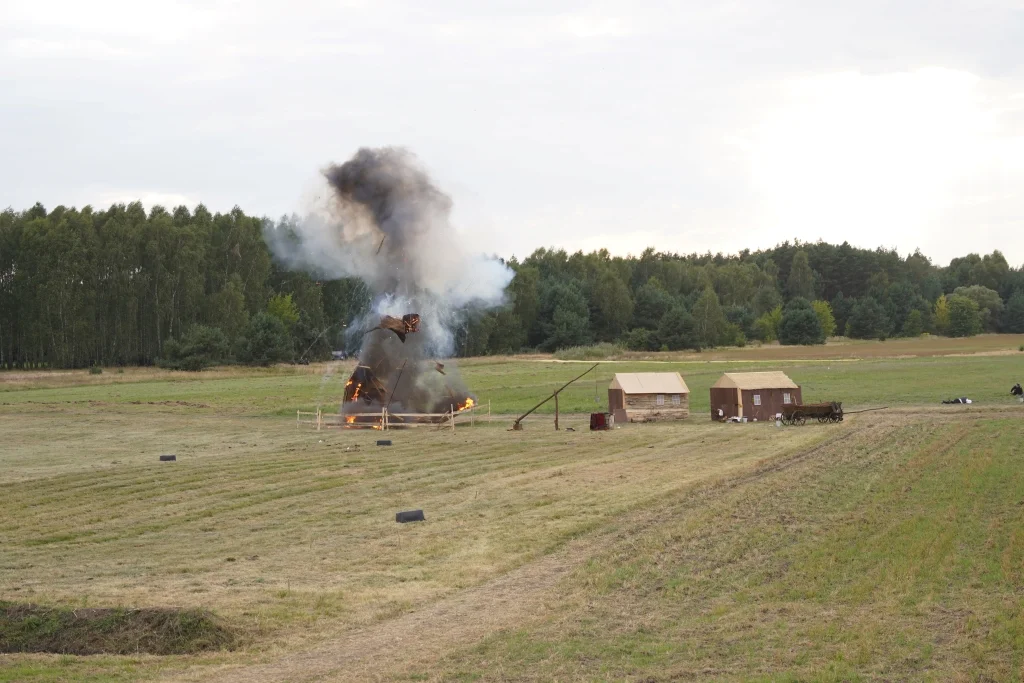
[0,410,830,680]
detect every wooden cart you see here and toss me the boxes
[780,401,843,425]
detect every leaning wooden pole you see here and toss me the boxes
[554,392,559,430]
[383,360,408,416]
[512,363,599,430]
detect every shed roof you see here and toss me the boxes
[711,371,799,390]
[610,372,689,395]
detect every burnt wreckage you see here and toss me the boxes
[341,313,474,426]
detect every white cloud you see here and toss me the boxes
[736,68,1024,262]
[2,0,1024,266]
[7,38,134,59]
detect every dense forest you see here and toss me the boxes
[2,202,1024,369]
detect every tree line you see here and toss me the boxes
[2,202,1023,369]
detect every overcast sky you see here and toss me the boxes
[2,0,1023,265]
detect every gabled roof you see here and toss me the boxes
[711,371,799,390]
[610,372,689,394]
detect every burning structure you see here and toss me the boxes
[265,147,511,426]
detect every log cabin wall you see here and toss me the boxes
[623,392,690,421]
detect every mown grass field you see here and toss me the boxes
[2,336,1024,681]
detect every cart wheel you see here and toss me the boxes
[818,415,828,423]
[794,412,806,426]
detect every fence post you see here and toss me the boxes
[297,410,300,428]
[450,405,455,433]
[316,408,321,431]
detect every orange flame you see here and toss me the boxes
[457,397,476,411]
[345,415,356,424]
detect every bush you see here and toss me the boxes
[623,328,658,352]
[754,306,783,342]
[554,343,623,361]
[88,366,103,375]
[718,322,747,347]
[235,313,293,366]
[158,325,231,371]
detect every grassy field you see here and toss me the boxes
[2,336,1024,681]
[2,334,1023,420]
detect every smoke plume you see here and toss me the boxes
[264,146,512,414]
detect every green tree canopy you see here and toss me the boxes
[657,306,698,351]
[779,298,825,345]
[1003,290,1024,334]
[952,285,1003,331]
[786,250,816,300]
[947,294,982,337]
[691,287,727,348]
[754,306,783,342]
[846,297,891,340]
[158,325,231,371]
[811,300,837,338]
[236,312,292,366]
[632,277,676,331]
[267,293,300,327]
[903,309,925,337]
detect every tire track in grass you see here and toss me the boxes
[163,428,864,683]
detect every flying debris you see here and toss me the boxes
[366,313,421,343]
[262,147,509,425]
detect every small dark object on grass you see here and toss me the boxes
[159,455,176,462]
[396,510,425,523]
[376,440,392,446]
[566,427,575,432]
[1012,383,1022,396]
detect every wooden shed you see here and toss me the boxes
[608,373,690,423]
[710,371,801,422]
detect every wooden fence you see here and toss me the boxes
[297,401,491,432]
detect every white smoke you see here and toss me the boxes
[263,146,513,358]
